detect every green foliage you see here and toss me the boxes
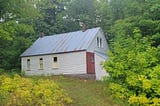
[96,0,112,39]
[105,1,160,104]
[0,74,72,106]
[109,0,160,21]
[0,21,34,71]
[32,0,67,35]
[109,17,160,46]
[67,0,97,25]
[104,28,160,105]
[0,0,39,21]
[0,2,160,106]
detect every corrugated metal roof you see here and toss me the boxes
[21,27,101,57]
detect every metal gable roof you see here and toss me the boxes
[21,27,101,57]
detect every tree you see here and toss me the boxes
[32,0,70,35]
[96,0,113,40]
[0,0,39,71]
[64,0,98,30]
[0,21,34,71]
[109,16,160,47]
[0,0,39,22]
[104,0,160,104]
[109,0,125,21]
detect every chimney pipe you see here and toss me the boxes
[40,32,44,38]
[82,23,86,32]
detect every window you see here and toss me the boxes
[97,37,103,48]
[97,37,99,47]
[53,57,58,68]
[39,58,43,69]
[100,38,103,48]
[27,59,30,71]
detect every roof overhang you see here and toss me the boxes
[94,51,108,59]
[20,49,86,57]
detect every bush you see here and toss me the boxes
[0,68,5,75]
[104,28,160,105]
[0,74,72,106]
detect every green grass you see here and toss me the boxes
[50,76,123,106]
[0,72,125,106]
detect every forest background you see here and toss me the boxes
[0,0,160,105]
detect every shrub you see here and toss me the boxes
[0,74,72,106]
[104,28,160,105]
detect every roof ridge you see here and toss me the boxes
[43,27,100,37]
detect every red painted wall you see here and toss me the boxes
[86,52,95,74]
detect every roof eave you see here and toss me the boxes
[20,49,87,57]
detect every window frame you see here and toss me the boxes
[100,38,103,48]
[97,36,103,48]
[26,59,30,71]
[53,57,58,69]
[39,57,43,70]
[97,37,100,47]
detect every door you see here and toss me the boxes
[86,52,95,74]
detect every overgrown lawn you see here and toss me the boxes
[51,76,123,106]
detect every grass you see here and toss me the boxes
[0,71,125,106]
[49,75,123,106]
[23,75,124,106]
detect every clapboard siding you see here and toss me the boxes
[22,51,86,75]
[21,27,109,80]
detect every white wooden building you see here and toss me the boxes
[20,27,109,80]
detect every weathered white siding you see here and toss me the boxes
[87,30,109,53]
[21,28,109,80]
[21,51,86,75]
[95,54,109,80]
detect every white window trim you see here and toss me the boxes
[39,57,43,70]
[97,37,103,48]
[26,58,30,71]
[53,57,58,69]
[100,38,103,48]
[97,37,100,47]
